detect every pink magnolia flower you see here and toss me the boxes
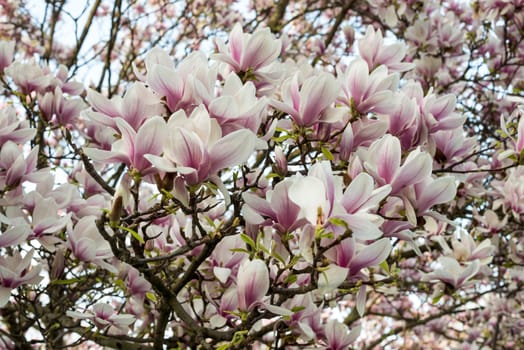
[243,179,310,233]
[422,91,465,133]
[0,41,15,72]
[0,225,29,248]
[338,173,391,240]
[359,134,432,194]
[283,293,323,341]
[4,59,52,94]
[209,235,246,284]
[337,58,398,115]
[86,82,165,131]
[325,237,392,279]
[434,231,494,265]
[493,166,524,219]
[214,23,282,73]
[84,116,166,175]
[359,134,433,195]
[324,320,361,350]
[125,266,152,300]
[431,128,477,164]
[384,93,420,148]
[0,105,35,146]
[0,250,42,307]
[0,142,40,189]
[339,118,389,159]
[411,175,457,215]
[422,256,480,289]
[271,72,343,127]
[208,73,267,135]
[137,49,216,113]
[38,87,86,126]
[67,303,135,334]
[499,107,524,158]
[26,193,70,249]
[67,216,116,272]
[145,106,256,185]
[358,25,414,73]
[236,259,269,311]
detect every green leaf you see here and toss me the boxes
[285,274,297,284]
[230,248,249,254]
[321,146,334,161]
[291,305,306,313]
[379,261,390,275]
[146,292,157,303]
[114,279,126,290]
[329,217,348,229]
[240,233,256,250]
[51,278,84,285]
[119,226,145,244]
[431,293,443,304]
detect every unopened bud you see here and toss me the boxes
[274,146,287,176]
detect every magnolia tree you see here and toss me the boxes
[0,0,523,349]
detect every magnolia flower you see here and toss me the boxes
[86,82,165,131]
[434,231,495,265]
[0,225,29,248]
[0,250,42,307]
[67,303,135,334]
[431,128,477,164]
[411,176,457,215]
[0,41,15,72]
[210,235,246,284]
[0,142,40,189]
[422,256,480,289]
[338,172,391,240]
[67,216,116,272]
[208,73,267,135]
[499,107,524,158]
[359,134,433,195]
[358,25,414,73]
[4,60,52,94]
[339,118,389,159]
[337,58,398,115]
[325,237,392,279]
[214,23,281,73]
[324,320,361,350]
[492,166,524,219]
[0,105,35,146]
[271,72,343,127]
[283,293,323,340]
[84,116,166,175]
[422,91,465,133]
[38,87,86,126]
[0,193,69,250]
[243,179,310,233]
[125,267,152,300]
[136,49,216,113]
[236,259,269,311]
[26,193,70,249]
[145,106,256,185]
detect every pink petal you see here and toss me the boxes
[391,148,432,193]
[169,128,205,170]
[209,129,255,173]
[349,238,391,275]
[237,259,269,311]
[416,176,456,213]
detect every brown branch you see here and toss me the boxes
[67,0,102,70]
[268,0,290,33]
[312,1,355,66]
[63,128,115,195]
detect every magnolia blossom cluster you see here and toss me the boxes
[0,4,522,348]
